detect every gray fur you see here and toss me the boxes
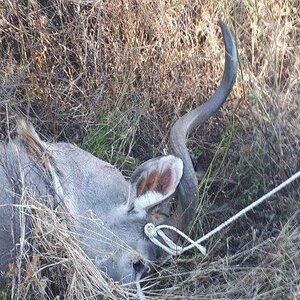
[0,129,182,288]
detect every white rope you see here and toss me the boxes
[144,170,300,256]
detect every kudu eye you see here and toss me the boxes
[133,259,145,274]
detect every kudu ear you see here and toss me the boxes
[128,155,183,215]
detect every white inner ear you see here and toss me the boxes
[134,191,164,211]
[132,156,183,211]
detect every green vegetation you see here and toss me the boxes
[82,113,125,164]
[82,112,138,175]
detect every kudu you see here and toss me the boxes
[0,21,237,291]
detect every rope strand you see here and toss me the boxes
[145,170,300,256]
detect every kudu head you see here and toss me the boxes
[0,21,237,292]
[75,20,237,284]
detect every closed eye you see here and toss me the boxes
[133,260,145,274]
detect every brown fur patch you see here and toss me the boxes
[136,177,147,197]
[136,170,159,196]
[158,168,172,195]
[150,205,165,225]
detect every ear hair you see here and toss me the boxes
[133,191,163,213]
[128,155,183,212]
[16,118,64,199]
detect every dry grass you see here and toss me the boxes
[3,191,135,299]
[0,0,299,299]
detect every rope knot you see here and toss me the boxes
[144,223,157,238]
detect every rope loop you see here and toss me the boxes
[144,223,206,256]
[144,170,300,257]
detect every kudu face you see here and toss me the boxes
[66,153,184,283]
[0,21,237,289]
